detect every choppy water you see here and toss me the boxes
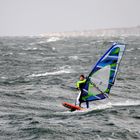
[0,36,140,140]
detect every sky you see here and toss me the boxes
[0,0,140,36]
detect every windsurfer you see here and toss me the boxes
[76,75,89,108]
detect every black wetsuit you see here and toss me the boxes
[78,82,89,108]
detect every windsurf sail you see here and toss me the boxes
[80,43,126,102]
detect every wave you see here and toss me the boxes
[47,37,61,42]
[61,103,112,115]
[91,99,140,110]
[69,56,79,60]
[126,48,134,52]
[63,99,140,114]
[29,69,72,77]
[75,102,112,113]
[22,47,38,51]
[111,99,140,107]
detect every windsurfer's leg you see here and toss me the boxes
[79,93,82,107]
[79,100,82,107]
[86,101,89,108]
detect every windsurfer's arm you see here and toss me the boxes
[76,82,80,90]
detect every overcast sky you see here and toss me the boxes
[0,0,140,36]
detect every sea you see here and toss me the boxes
[0,35,140,140]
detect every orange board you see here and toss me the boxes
[62,102,83,111]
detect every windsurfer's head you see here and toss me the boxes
[79,74,85,81]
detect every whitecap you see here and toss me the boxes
[69,56,79,60]
[47,37,61,42]
[112,99,140,107]
[126,48,134,52]
[59,65,72,70]
[52,47,56,51]
[32,47,38,50]
[1,76,7,79]
[29,69,72,77]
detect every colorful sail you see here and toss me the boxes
[81,43,126,102]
